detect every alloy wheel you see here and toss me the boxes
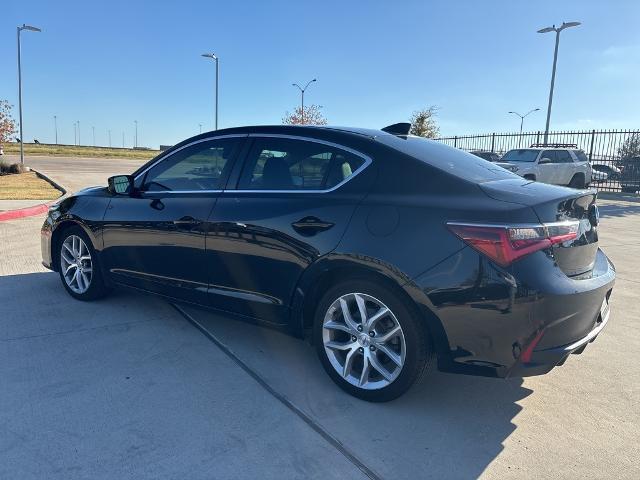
[60,235,93,294]
[322,292,406,390]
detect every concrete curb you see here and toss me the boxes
[0,169,67,222]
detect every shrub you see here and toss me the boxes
[0,160,9,174]
[8,163,27,174]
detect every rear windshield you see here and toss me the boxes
[377,135,517,183]
[501,149,540,162]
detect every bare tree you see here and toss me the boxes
[282,104,327,126]
[0,100,17,147]
[409,106,440,138]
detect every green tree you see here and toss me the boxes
[618,133,640,160]
[409,106,440,138]
[282,104,327,125]
[0,100,17,147]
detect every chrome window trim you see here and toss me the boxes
[139,190,224,194]
[133,133,249,186]
[229,133,373,194]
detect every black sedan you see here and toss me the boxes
[42,125,615,401]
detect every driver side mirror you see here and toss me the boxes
[539,157,552,164]
[107,175,134,195]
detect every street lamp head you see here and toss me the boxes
[537,26,556,34]
[561,21,581,30]
[534,108,541,112]
[20,24,42,32]
[201,53,217,60]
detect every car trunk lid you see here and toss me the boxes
[479,179,599,276]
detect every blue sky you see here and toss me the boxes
[2,0,639,148]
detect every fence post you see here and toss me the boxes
[536,131,541,144]
[491,133,495,153]
[454,136,458,148]
[588,129,596,162]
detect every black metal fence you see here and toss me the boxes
[434,129,640,192]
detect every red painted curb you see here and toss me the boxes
[0,201,52,222]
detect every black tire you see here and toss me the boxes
[523,174,536,182]
[313,279,433,402]
[57,226,110,301]
[568,173,586,189]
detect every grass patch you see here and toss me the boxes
[0,172,62,200]
[3,143,160,160]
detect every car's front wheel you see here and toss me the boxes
[314,279,433,402]
[58,226,110,301]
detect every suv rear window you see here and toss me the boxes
[377,135,516,183]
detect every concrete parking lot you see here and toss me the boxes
[1,156,639,479]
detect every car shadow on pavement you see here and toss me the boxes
[0,271,531,479]
[180,304,533,480]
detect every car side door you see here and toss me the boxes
[101,135,245,304]
[536,150,557,184]
[204,134,374,324]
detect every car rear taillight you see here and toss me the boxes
[447,221,579,267]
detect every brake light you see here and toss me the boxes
[447,221,579,267]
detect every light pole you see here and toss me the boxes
[199,123,203,134]
[134,120,138,148]
[73,122,77,145]
[17,23,41,165]
[122,131,125,148]
[92,126,95,146]
[201,53,219,130]
[508,108,540,133]
[292,78,317,125]
[53,115,58,144]
[77,120,80,145]
[108,129,112,148]
[538,21,581,144]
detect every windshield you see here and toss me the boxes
[501,149,540,162]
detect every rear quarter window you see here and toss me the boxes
[574,150,589,162]
[378,135,517,183]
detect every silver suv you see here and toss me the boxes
[501,145,592,189]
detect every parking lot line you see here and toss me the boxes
[171,302,383,480]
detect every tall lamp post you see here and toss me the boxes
[134,120,138,148]
[537,21,581,144]
[292,78,317,125]
[508,108,540,133]
[17,23,41,165]
[77,120,80,145]
[201,53,219,130]
[92,126,95,146]
[53,115,58,144]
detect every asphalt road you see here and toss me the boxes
[1,155,638,479]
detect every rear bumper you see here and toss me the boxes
[413,246,615,379]
[507,291,611,377]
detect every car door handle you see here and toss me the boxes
[291,216,334,233]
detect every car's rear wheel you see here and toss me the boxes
[58,226,110,301]
[568,173,586,189]
[314,279,433,402]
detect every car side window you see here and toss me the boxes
[142,138,240,192]
[238,137,365,191]
[540,150,556,163]
[554,150,573,163]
